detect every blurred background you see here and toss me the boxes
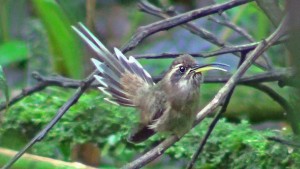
[0,0,299,168]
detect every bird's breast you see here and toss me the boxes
[168,82,200,110]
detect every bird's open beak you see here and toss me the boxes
[192,63,229,73]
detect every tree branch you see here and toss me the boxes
[208,15,273,69]
[121,0,254,53]
[0,72,96,112]
[256,0,283,26]
[247,83,292,113]
[267,136,300,148]
[133,36,286,59]
[137,0,272,69]
[186,48,247,169]
[0,81,47,112]
[138,0,225,46]
[209,16,255,42]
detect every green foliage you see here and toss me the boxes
[168,119,300,169]
[1,87,299,168]
[31,0,83,79]
[0,87,142,164]
[0,0,9,42]
[0,41,29,66]
[0,66,9,109]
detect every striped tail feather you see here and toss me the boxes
[72,23,124,76]
[72,23,154,107]
[114,48,154,85]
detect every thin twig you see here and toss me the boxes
[138,0,225,46]
[247,83,292,113]
[208,16,273,69]
[121,0,254,53]
[267,136,300,148]
[186,49,247,169]
[133,36,287,59]
[248,83,299,134]
[0,82,47,112]
[209,16,255,42]
[122,16,287,169]
[203,67,294,85]
[256,0,283,26]
[0,72,94,112]
[137,0,271,69]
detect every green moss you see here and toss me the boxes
[1,87,299,168]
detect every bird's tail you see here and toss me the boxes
[72,23,154,107]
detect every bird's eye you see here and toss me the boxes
[179,66,186,73]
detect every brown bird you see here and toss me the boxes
[72,23,228,143]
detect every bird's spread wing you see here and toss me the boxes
[72,23,154,107]
[127,90,167,143]
[127,108,164,143]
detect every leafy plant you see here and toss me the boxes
[31,0,83,78]
[0,66,9,110]
[0,87,299,168]
[0,41,29,66]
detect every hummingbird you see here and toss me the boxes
[72,23,228,143]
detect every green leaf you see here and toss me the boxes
[0,41,29,66]
[31,0,83,79]
[0,65,9,108]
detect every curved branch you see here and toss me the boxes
[267,136,300,148]
[121,0,254,53]
[138,0,225,46]
[247,83,291,112]
[137,0,273,69]
[133,36,286,59]
[208,15,273,70]
[0,82,47,112]
[0,72,90,112]
[186,49,248,169]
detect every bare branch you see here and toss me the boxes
[138,0,225,46]
[267,136,300,148]
[121,0,254,53]
[256,0,283,26]
[133,36,287,59]
[186,50,248,169]
[137,0,274,69]
[0,82,47,113]
[0,72,94,112]
[204,67,295,85]
[247,83,291,112]
[208,16,255,42]
[208,16,273,69]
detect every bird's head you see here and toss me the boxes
[163,54,228,90]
